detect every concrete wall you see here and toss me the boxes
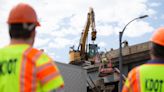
[56,62,87,92]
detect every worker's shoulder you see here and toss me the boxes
[128,66,141,77]
[0,46,13,53]
[30,48,51,58]
[29,48,54,67]
[0,45,12,50]
[0,47,5,51]
[30,48,53,64]
[30,47,40,52]
[0,48,5,54]
[128,64,149,77]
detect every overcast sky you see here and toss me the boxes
[0,0,164,63]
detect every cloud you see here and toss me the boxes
[51,27,81,38]
[0,0,159,62]
[4,1,155,36]
[149,2,161,7]
[48,37,76,49]
[97,25,114,36]
[98,42,107,48]
[161,15,164,20]
[124,21,154,37]
[0,22,9,47]
[34,37,50,47]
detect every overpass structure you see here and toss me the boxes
[109,41,151,75]
[57,41,151,92]
[83,41,151,91]
[85,41,151,75]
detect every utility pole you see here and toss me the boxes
[119,15,148,92]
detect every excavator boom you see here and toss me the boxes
[69,7,97,64]
[80,7,97,57]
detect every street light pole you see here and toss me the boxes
[119,15,148,92]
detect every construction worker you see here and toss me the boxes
[122,27,164,92]
[0,3,64,92]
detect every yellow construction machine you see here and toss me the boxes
[69,7,98,65]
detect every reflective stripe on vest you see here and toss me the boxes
[133,67,141,92]
[36,62,60,85]
[122,67,141,92]
[20,47,42,92]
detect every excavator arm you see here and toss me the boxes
[80,7,97,58]
[69,7,97,64]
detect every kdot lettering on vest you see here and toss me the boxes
[145,78,163,92]
[0,59,17,75]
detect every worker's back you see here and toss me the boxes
[0,44,29,91]
[123,59,164,92]
[0,44,64,92]
[139,62,164,92]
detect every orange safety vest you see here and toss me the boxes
[122,59,164,92]
[0,44,64,92]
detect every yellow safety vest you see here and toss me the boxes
[0,44,64,92]
[122,59,164,92]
